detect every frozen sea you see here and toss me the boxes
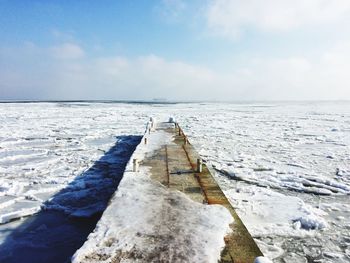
[0,101,349,262]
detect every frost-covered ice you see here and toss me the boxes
[179,102,350,262]
[0,101,349,262]
[225,186,327,236]
[254,256,273,263]
[0,103,146,224]
[72,122,233,262]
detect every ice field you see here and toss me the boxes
[0,101,349,262]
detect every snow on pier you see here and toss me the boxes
[73,120,265,263]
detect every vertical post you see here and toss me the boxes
[197,158,203,173]
[184,136,187,145]
[150,117,156,131]
[133,159,139,172]
[165,145,170,188]
[168,116,175,123]
[144,137,147,144]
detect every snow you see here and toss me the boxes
[293,213,327,230]
[215,163,350,195]
[72,122,233,262]
[132,121,174,160]
[0,103,146,224]
[179,102,350,262]
[224,186,328,237]
[254,256,273,263]
[72,169,233,262]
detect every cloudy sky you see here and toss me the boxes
[1,0,350,101]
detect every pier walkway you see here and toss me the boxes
[73,120,264,263]
[141,121,263,262]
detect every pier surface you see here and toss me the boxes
[143,122,263,262]
[73,121,263,263]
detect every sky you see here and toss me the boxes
[1,0,350,101]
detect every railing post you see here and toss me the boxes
[197,158,203,173]
[133,159,139,172]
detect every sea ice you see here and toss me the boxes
[1,101,349,262]
[254,256,273,263]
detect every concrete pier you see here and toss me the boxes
[142,122,263,262]
[73,120,264,263]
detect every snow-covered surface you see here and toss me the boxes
[225,186,327,237]
[254,256,273,263]
[179,102,350,262]
[0,103,146,224]
[0,101,349,262]
[72,122,233,262]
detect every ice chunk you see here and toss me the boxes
[0,203,41,224]
[254,256,273,263]
[293,214,327,230]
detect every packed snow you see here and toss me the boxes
[0,101,349,262]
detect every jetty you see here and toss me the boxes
[73,119,263,263]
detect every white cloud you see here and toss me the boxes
[226,43,350,100]
[72,54,217,100]
[1,41,350,100]
[50,43,85,59]
[206,0,350,38]
[95,57,130,76]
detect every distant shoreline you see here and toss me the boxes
[0,100,181,105]
[0,100,349,104]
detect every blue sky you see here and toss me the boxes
[1,0,350,100]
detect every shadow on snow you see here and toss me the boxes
[0,135,142,263]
